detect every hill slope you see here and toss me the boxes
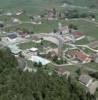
[0,0,60,11]
[0,0,97,13]
[62,0,98,8]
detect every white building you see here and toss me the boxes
[29,47,38,56]
[12,18,21,23]
[58,23,69,34]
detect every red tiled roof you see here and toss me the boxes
[55,67,69,75]
[32,36,41,41]
[73,32,84,38]
[67,50,88,62]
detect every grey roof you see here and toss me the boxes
[88,81,98,95]
[79,74,92,85]
[7,34,17,39]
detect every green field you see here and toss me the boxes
[64,19,98,39]
[0,0,98,39]
[18,41,40,50]
[0,0,61,14]
[82,62,98,71]
[0,0,98,18]
[0,0,98,9]
[96,91,98,100]
[18,40,57,50]
[94,47,98,50]
[62,0,98,8]
[4,19,98,40]
[75,37,89,45]
[77,46,93,54]
[63,43,73,50]
[82,48,93,54]
[4,20,58,33]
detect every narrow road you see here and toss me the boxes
[76,44,98,52]
[70,18,98,26]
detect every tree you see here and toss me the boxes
[38,62,42,68]
[19,51,24,58]
[58,12,62,19]
[40,38,44,45]
[29,31,34,34]
[0,23,4,28]
[89,14,96,19]
[0,47,95,100]
[53,8,56,18]
[69,24,78,30]
[60,32,62,35]
[64,9,79,18]
[76,68,81,75]
[89,5,96,8]
[53,29,57,33]
[29,16,34,20]
[40,14,45,18]
[89,72,98,79]
[80,13,88,18]
[33,62,38,67]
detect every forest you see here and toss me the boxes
[0,48,96,100]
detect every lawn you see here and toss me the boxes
[42,40,57,48]
[4,20,59,33]
[0,16,10,21]
[62,65,79,77]
[96,91,98,100]
[18,40,57,50]
[44,63,80,76]
[18,41,40,50]
[77,46,93,54]
[33,20,58,33]
[94,47,98,50]
[5,18,98,38]
[83,48,93,54]
[1,0,98,46]
[82,62,98,71]
[63,43,73,50]
[64,65,79,72]
[15,14,31,21]
[75,37,89,45]
[62,19,98,39]
[2,8,98,37]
